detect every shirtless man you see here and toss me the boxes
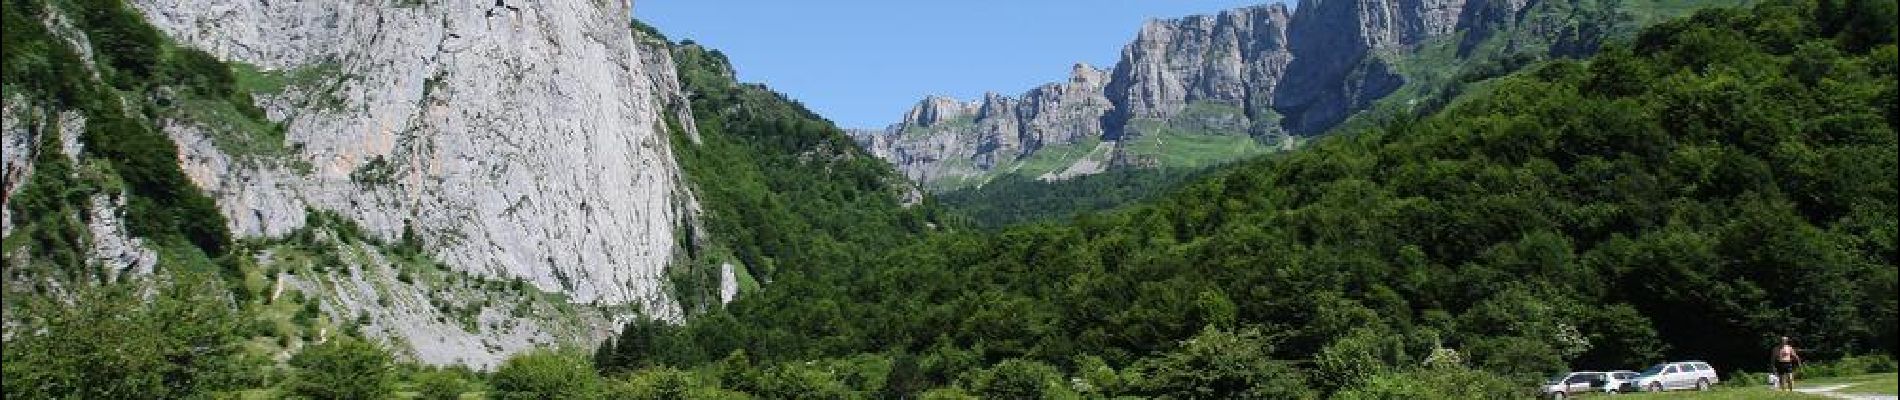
[1773,336,1802,390]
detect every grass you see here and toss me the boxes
[1803,373,1897,395]
[230,61,342,95]
[171,94,289,158]
[1801,372,1891,386]
[1119,131,1271,171]
[1115,100,1277,171]
[1611,373,1898,399]
[733,261,761,294]
[1623,0,1762,26]
[230,61,349,112]
[1838,374,1898,395]
[1619,387,1827,399]
[1006,138,1103,177]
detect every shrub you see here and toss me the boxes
[1800,354,1900,379]
[72,0,163,85]
[491,350,602,400]
[286,338,395,400]
[602,366,749,399]
[918,387,981,400]
[606,366,695,399]
[165,46,236,97]
[411,368,473,400]
[1726,371,1771,387]
[1129,327,1317,399]
[1314,328,1408,391]
[1333,365,1526,400]
[745,361,853,399]
[967,359,1075,400]
[0,275,257,399]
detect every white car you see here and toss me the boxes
[1541,371,1611,399]
[1604,370,1639,393]
[1632,361,1720,392]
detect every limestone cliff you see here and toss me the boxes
[123,0,706,365]
[1107,3,1293,137]
[858,3,1306,191]
[134,0,690,308]
[861,0,1685,192]
[1273,0,1467,132]
[866,62,1115,189]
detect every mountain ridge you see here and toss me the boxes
[856,0,1719,194]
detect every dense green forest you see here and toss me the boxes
[594,0,1898,397]
[937,168,1210,229]
[650,23,952,313]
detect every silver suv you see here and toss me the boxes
[1632,361,1720,392]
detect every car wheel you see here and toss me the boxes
[1650,382,1664,392]
[1696,378,1710,391]
[1553,392,1566,400]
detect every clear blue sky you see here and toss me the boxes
[635,1,1285,129]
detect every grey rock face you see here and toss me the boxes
[86,194,159,281]
[285,240,625,369]
[861,63,1114,189]
[1020,64,1115,148]
[901,96,980,129]
[638,32,702,144]
[845,128,893,160]
[1107,4,1293,133]
[3,97,159,288]
[123,0,708,363]
[3,95,42,235]
[1274,0,1465,133]
[867,1,1478,190]
[134,0,688,308]
[3,4,104,236]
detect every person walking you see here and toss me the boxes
[1773,336,1802,391]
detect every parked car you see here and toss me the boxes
[1632,361,1720,392]
[1541,371,1611,399]
[1605,370,1639,393]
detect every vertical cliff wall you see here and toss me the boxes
[132,0,692,310]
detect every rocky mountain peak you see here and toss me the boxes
[901,95,978,128]
[1070,63,1109,86]
[1108,1,1294,130]
[1291,0,1466,50]
[865,0,1585,190]
[978,92,1014,117]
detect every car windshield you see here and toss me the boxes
[1549,373,1570,383]
[1639,364,1667,376]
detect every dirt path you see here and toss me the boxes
[1796,384,1898,400]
